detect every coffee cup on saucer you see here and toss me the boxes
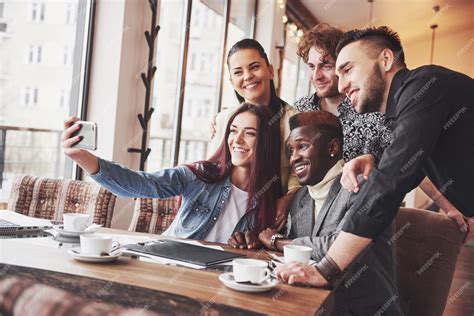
[233,258,270,285]
[80,234,113,256]
[283,245,312,264]
[63,213,90,232]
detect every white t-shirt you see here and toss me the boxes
[204,184,249,243]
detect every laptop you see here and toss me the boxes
[0,210,53,235]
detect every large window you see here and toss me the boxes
[148,0,256,171]
[147,0,186,172]
[280,22,311,104]
[0,0,92,201]
[178,0,225,165]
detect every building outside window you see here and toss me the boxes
[147,0,186,171]
[0,2,5,20]
[27,44,42,64]
[59,88,69,108]
[65,2,75,24]
[29,1,45,23]
[63,45,72,65]
[23,86,39,106]
[144,1,256,171]
[0,0,90,201]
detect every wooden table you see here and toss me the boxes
[0,228,333,315]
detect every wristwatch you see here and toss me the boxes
[270,233,284,250]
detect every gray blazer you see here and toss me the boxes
[286,176,402,315]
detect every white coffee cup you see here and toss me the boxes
[80,234,113,255]
[284,245,312,264]
[233,258,270,284]
[63,213,90,231]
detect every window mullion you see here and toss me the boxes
[170,0,193,167]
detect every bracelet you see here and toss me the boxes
[314,254,342,284]
[270,234,284,250]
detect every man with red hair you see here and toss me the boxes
[277,26,473,290]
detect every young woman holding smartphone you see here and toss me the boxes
[62,104,282,244]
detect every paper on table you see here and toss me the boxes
[123,249,207,270]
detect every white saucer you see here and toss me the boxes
[219,272,278,293]
[67,247,120,263]
[53,225,99,238]
[272,255,316,266]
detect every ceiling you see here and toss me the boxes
[300,0,474,45]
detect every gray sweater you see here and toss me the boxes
[286,175,403,315]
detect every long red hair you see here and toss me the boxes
[186,103,282,233]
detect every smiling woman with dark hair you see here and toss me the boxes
[61,103,282,243]
[209,38,299,195]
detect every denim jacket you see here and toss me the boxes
[90,158,257,240]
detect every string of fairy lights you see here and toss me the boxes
[278,0,304,44]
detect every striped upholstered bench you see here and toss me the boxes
[128,196,182,234]
[7,175,116,227]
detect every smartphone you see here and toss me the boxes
[71,121,97,150]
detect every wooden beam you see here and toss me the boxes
[286,0,319,30]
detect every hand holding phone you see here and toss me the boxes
[71,121,97,150]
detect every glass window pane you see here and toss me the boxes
[177,0,225,165]
[148,0,185,171]
[296,58,311,100]
[279,23,300,104]
[0,0,89,201]
[221,0,255,111]
[280,59,297,103]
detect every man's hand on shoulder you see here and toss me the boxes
[341,154,375,193]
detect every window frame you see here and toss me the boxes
[66,0,97,180]
[168,0,257,167]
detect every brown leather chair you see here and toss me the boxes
[0,276,159,316]
[7,175,116,227]
[128,196,182,234]
[395,207,465,316]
